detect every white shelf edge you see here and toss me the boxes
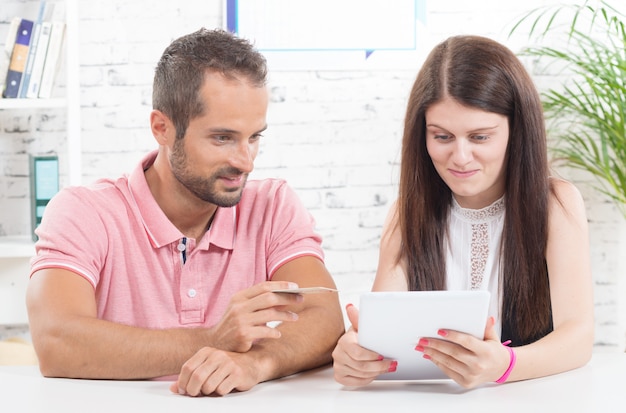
[0,236,35,258]
[0,98,67,110]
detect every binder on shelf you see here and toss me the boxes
[19,21,42,98]
[2,18,34,99]
[38,21,66,99]
[29,154,59,242]
[0,17,21,97]
[21,1,55,98]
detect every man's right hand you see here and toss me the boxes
[206,281,304,353]
[170,347,260,396]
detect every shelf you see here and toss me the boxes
[0,98,67,110]
[0,236,35,258]
[0,0,81,185]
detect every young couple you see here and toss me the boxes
[26,29,593,396]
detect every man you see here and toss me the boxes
[26,28,344,397]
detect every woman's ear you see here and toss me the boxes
[150,109,174,145]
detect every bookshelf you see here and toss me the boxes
[0,0,79,324]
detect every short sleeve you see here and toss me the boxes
[248,180,324,277]
[30,186,110,288]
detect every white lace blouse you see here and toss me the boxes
[445,196,505,336]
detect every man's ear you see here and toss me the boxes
[150,110,174,145]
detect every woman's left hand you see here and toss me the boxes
[414,316,512,388]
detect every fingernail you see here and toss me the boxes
[178,387,185,395]
[388,361,398,372]
[415,345,424,352]
[423,354,432,360]
[438,329,448,337]
[346,303,354,309]
[418,338,429,346]
[377,355,384,361]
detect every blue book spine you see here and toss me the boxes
[2,19,35,98]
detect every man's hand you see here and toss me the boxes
[170,348,258,396]
[206,281,304,353]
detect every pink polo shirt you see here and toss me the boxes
[30,151,324,328]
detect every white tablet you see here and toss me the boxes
[358,290,491,380]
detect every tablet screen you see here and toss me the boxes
[358,290,490,380]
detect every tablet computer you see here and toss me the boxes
[358,290,491,381]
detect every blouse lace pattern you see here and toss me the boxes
[451,197,505,290]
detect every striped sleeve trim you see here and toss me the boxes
[268,250,325,278]
[30,262,98,289]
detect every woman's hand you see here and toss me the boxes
[414,316,512,388]
[332,304,397,386]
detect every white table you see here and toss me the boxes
[1,353,624,412]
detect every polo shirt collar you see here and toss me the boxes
[127,150,236,251]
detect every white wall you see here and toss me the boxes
[1,0,624,350]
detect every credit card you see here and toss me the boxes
[273,287,338,294]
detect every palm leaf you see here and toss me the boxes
[511,1,626,218]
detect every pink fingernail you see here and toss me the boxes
[423,354,432,360]
[418,338,429,346]
[438,329,448,337]
[377,355,384,361]
[415,345,424,352]
[388,361,398,372]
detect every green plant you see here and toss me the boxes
[510,1,626,217]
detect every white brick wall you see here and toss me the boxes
[1,0,624,351]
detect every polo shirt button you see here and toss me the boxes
[187,288,197,298]
[177,243,186,252]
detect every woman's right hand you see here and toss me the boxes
[331,304,397,386]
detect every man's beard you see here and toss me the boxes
[170,140,247,207]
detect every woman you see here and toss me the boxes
[332,35,594,388]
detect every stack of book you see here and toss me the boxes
[0,1,66,100]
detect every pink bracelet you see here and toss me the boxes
[495,341,516,383]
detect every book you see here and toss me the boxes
[2,18,34,98]
[20,1,54,98]
[38,21,65,99]
[25,21,52,98]
[0,17,21,97]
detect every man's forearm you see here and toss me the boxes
[34,317,209,379]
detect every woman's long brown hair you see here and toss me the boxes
[397,35,553,345]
